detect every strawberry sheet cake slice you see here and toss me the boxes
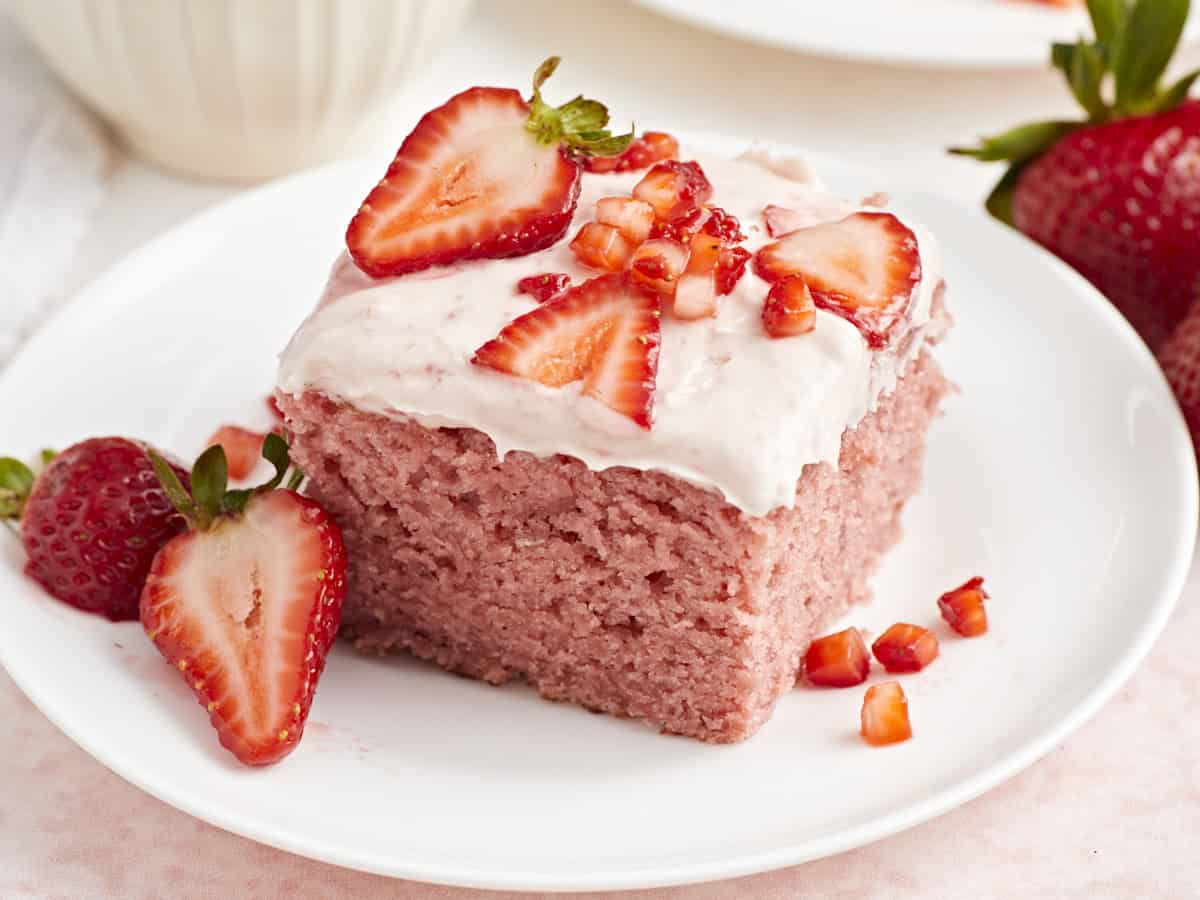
[274,59,952,742]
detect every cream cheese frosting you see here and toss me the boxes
[276,149,944,517]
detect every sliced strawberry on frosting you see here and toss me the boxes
[346,58,632,277]
[754,212,921,349]
[472,274,662,428]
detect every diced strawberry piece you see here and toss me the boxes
[206,425,265,481]
[763,204,810,238]
[715,246,751,295]
[583,131,679,173]
[570,222,635,272]
[754,212,921,349]
[649,206,710,242]
[701,206,745,242]
[687,231,725,272]
[517,272,572,303]
[860,681,913,746]
[472,274,662,428]
[672,272,719,320]
[633,160,713,221]
[630,239,689,295]
[872,623,940,673]
[938,576,990,637]
[803,627,871,687]
[595,197,655,243]
[346,87,582,277]
[762,278,816,338]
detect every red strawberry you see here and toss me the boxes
[803,627,871,687]
[860,681,913,746]
[516,272,572,303]
[633,160,713,221]
[715,246,751,296]
[700,206,745,243]
[1,439,189,621]
[583,131,679,173]
[595,196,656,243]
[141,436,346,766]
[346,57,631,278]
[472,273,662,427]
[630,239,689,295]
[938,576,990,637]
[872,623,940,673]
[205,425,265,481]
[762,278,817,338]
[754,212,921,349]
[570,222,635,272]
[648,206,709,243]
[952,2,1200,353]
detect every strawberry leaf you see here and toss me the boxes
[983,164,1027,227]
[191,445,229,524]
[147,449,199,525]
[1087,0,1130,52]
[1160,67,1200,110]
[1065,40,1110,121]
[949,120,1079,164]
[0,457,34,520]
[1113,0,1190,114]
[525,56,634,157]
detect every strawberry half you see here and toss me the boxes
[754,212,921,349]
[142,436,347,766]
[952,1,1200,353]
[346,57,631,278]
[472,273,662,428]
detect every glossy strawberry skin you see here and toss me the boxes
[1012,101,1200,352]
[871,623,940,673]
[19,438,189,621]
[140,491,347,766]
[803,628,871,687]
[346,87,581,278]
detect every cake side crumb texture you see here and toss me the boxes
[278,351,949,743]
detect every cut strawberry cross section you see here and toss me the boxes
[754,212,921,349]
[473,274,662,428]
[346,58,632,278]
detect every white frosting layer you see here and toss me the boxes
[277,150,944,517]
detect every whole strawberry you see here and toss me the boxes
[142,434,346,766]
[0,438,190,621]
[952,0,1200,352]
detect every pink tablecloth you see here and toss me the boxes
[3,555,1197,899]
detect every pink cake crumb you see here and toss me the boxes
[277,350,949,743]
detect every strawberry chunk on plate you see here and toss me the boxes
[346,58,631,278]
[205,425,265,481]
[938,576,990,637]
[871,622,940,673]
[472,273,662,428]
[861,681,913,746]
[754,211,921,349]
[803,627,871,687]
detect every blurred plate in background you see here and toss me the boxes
[634,0,1200,68]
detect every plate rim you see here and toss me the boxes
[0,146,1196,891]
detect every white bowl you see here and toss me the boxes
[9,0,473,181]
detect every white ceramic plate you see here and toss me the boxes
[634,0,1200,68]
[0,145,1195,892]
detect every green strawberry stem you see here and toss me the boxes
[525,56,634,158]
[0,449,56,523]
[148,432,305,531]
[950,0,1197,224]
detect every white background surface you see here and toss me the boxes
[3,1,1200,897]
